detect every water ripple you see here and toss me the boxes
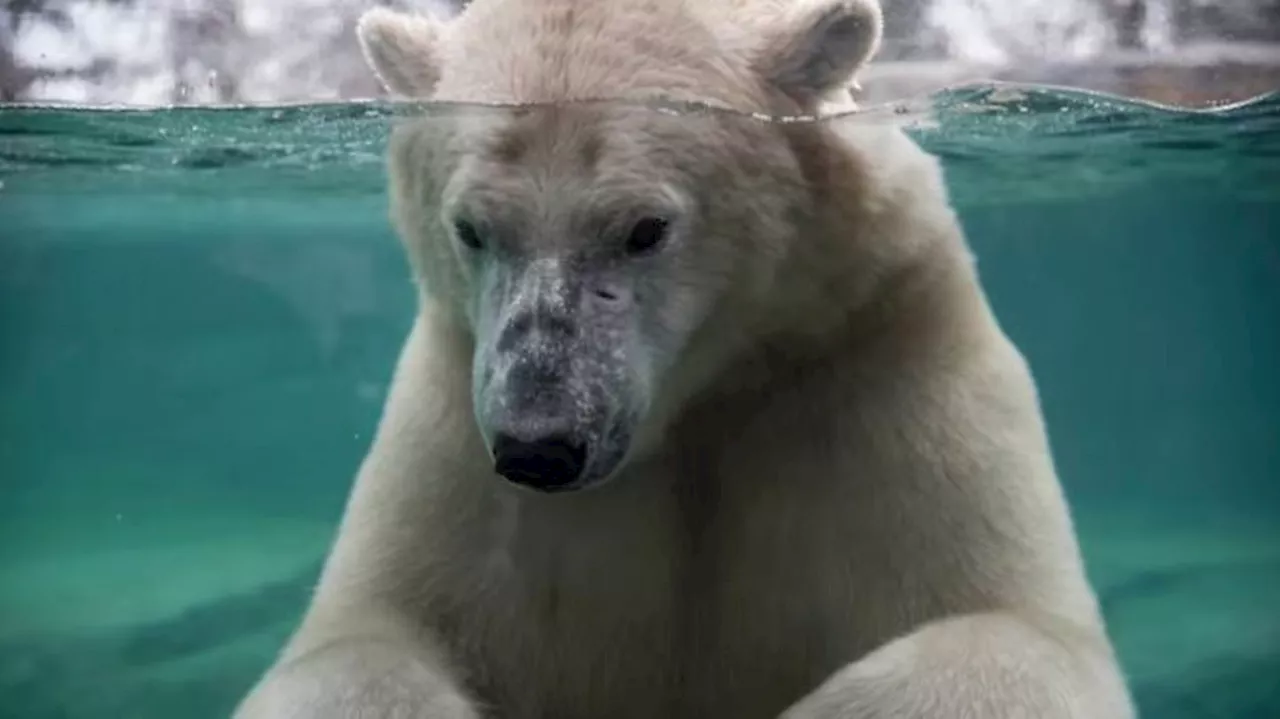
[0,84,1276,203]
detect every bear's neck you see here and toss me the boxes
[690,236,986,420]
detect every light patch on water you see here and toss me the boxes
[212,235,384,358]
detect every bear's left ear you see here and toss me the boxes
[356,7,446,98]
[754,0,883,106]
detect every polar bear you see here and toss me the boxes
[234,0,1135,717]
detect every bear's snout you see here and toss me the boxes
[473,259,647,492]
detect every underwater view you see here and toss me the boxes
[1,83,1279,718]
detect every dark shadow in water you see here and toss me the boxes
[1099,557,1280,615]
[118,559,323,667]
[1138,651,1280,719]
[0,561,320,718]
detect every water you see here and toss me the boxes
[1,86,1278,718]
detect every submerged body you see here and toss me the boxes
[235,0,1135,717]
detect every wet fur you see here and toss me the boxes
[234,1,1136,717]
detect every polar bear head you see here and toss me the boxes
[357,0,889,493]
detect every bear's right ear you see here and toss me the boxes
[356,8,445,98]
[754,0,883,107]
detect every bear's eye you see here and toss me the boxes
[625,216,670,256]
[453,219,484,251]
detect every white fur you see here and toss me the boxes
[235,1,1135,717]
[356,7,445,98]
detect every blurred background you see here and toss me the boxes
[1,0,1278,108]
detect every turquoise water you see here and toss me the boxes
[1,85,1278,718]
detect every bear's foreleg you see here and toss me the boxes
[778,611,1134,719]
[233,633,480,719]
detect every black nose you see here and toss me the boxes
[492,433,588,491]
